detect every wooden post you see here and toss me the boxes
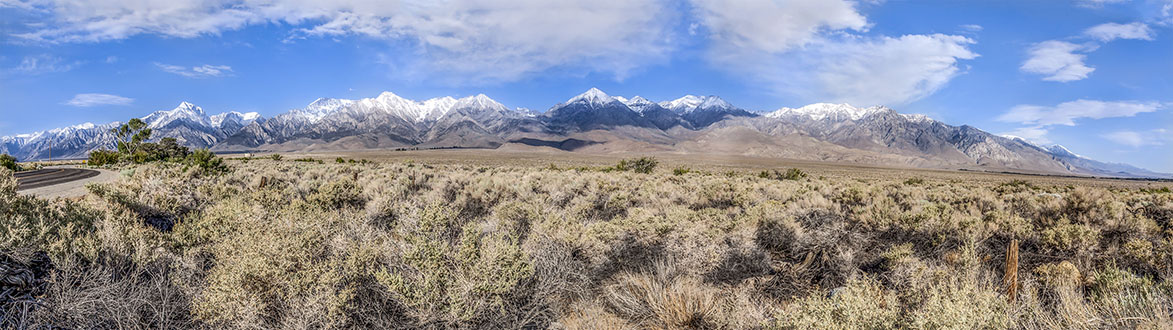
[1004,239,1019,302]
[259,176,267,188]
[353,172,358,182]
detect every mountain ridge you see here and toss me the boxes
[3,89,1167,179]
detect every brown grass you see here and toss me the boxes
[0,152,1170,328]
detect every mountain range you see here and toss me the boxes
[2,88,1167,179]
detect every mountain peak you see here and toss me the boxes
[767,103,883,121]
[1046,144,1084,159]
[454,93,507,112]
[567,87,616,105]
[628,96,652,104]
[659,95,704,112]
[697,95,732,110]
[174,101,204,114]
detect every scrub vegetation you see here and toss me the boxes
[1,156,1172,329]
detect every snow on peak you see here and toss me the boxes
[766,103,884,121]
[176,101,199,112]
[900,113,934,123]
[346,91,514,123]
[1046,144,1084,159]
[567,88,617,106]
[48,122,97,134]
[659,95,704,112]
[298,98,355,122]
[210,111,263,128]
[453,94,507,112]
[144,102,211,128]
[697,96,733,110]
[627,96,652,104]
[621,96,659,113]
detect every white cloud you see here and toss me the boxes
[155,63,233,78]
[689,0,977,106]
[105,56,118,63]
[803,34,978,106]
[13,54,80,74]
[998,99,1162,126]
[1076,0,1128,8]
[63,93,134,107]
[960,24,983,32]
[9,0,676,83]
[689,0,868,54]
[1020,41,1095,82]
[1102,129,1169,147]
[1084,22,1154,41]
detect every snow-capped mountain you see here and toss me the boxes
[219,92,538,150]
[658,95,757,127]
[5,88,1166,178]
[0,102,262,160]
[767,103,888,121]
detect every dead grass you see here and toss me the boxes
[0,154,1171,328]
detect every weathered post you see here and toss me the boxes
[259,176,268,189]
[1004,239,1019,302]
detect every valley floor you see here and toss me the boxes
[276,148,1173,189]
[1,152,1171,328]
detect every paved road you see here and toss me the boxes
[14,168,102,191]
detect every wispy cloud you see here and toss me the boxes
[1022,20,1156,82]
[9,0,676,84]
[13,54,81,74]
[689,0,977,106]
[1075,0,1129,8]
[155,63,234,78]
[1020,41,1095,82]
[1102,129,1170,147]
[998,100,1162,126]
[1084,22,1154,42]
[998,100,1162,145]
[63,93,134,107]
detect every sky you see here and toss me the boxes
[1,0,1171,172]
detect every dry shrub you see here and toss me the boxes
[20,257,195,328]
[773,277,900,329]
[4,158,1172,328]
[602,259,722,329]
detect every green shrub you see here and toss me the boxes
[270,154,283,161]
[672,167,691,176]
[87,150,120,166]
[0,153,18,171]
[335,157,345,164]
[759,168,807,181]
[615,157,658,174]
[186,149,227,173]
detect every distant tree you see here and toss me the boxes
[111,118,152,155]
[187,149,227,172]
[138,137,191,161]
[0,153,18,171]
[87,150,120,166]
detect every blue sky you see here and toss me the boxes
[1,0,1171,171]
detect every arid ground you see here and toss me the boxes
[2,150,1171,329]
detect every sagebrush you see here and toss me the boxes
[1,159,1171,329]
